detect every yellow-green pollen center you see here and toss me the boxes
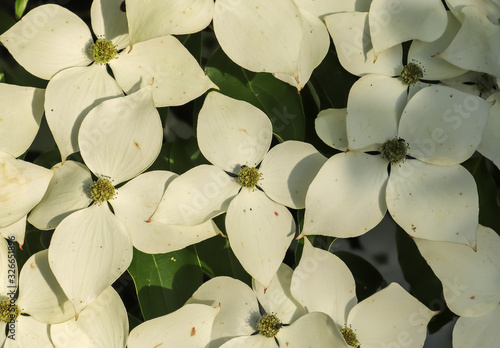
[381,137,408,165]
[90,178,115,203]
[257,314,281,338]
[400,63,423,86]
[90,38,117,64]
[238,166,260,188]
[341,326,360,347]
[0,298,20,323]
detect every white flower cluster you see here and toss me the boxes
[0,0,498,346]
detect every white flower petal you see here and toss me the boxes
[369,0,447,54]
[414,225,500,317]
[91,0,129,49]
[302,152,389,238]
[439,6,500,77]
[45,64,124,162]
[214,0,302,77]
[0,84,44,158]
[315,108,348,151]
[0,217,26,247]
[0,152,53,228]
[387,160,478,247]
[0,4,93,79]
[347,283,436,348]
[48,204,133,315]
[79,86,162,184]
[186,277,260,345]
[11,315,52,347]
[226,189,295,287]
[126,0,214,44]
[198,92,273,173]
[293,0,371,17]
[324,12,403,77]
[277,312,347,347]
[151,165,240,225]
[478,92,500,169]
[259,141,326,209]
[453,305,500,347]
[220,335,277,348]
[291,238,356,326]
[128,303,219,348]
[50,287,128,348]
[347,74,407,151]
[28,161,92,230]
[253,264,306,324]
[273,9,329,90]
[0,238,11,294]
[399,85,491,165]
[17,250,75,324]
[109,35,217,107]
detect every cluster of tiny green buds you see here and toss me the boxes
[381,137,409,165]
[90,177,116,203]
[238,165,261,188]
[0,298,20,323]
[400,62,423,86]
[90,38,117,64]
[341,325,360,347]
[257,314,282,338]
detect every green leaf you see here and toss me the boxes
[128,246,203,320]
[15,0,29,20]
[396,226,455,333]
[205,48,306,141]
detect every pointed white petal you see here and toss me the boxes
[302,152,389,238]
[273,9,329,90]
[315,108,348,151]
[0,152,53,228]
[226,189,295,287]
[11,315,52,347]
[253,264,306,324]
[453,305,500,347]
[126,0,214,44]
[347,283,436,348]
[369,0,447,54]
[50,287,128,348]
[79,86,162,184]
[293,0,371,17]
[186,277,260,344]
[198,92,273,173]
[399,85,491,165]
[414,225,500,317]
[439,6,500,77]
[324,12,403,77]
[387,160,478,246]
[220,335,277,348]
[151,165,240,225]
[0,217,26,248]
[408,12,467,80]
[277,312,347,347]
[17,250,75,324]
[478,92,500,169]
[0,84,44,158]
[445,0,500,23]
[128,303,219,348]
[347,74,407,151]
[45,64,124,162]
[91,0,129,49]
[0,4,93,79]
[109,35,217,107]
[48,204,133,315]
[291,238,356,326]
[214,0,302,76]
[28,161,92,230]
[259,141,327,209]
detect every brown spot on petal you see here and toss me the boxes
[470,296,475,300]
[274,211,279,216]
[191,327,196,336]
[134,141,141,150]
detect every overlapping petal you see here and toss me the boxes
[315,108,348,151]
[453,306,500,347]
[91,0,129,49]
[477,91,500,169]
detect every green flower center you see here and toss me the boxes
[90,38,117,64]
[400,63,423,86]
[257,314,281,338]
[341,326,360,347]
[90,178,115,203]
[381,137,408,165]
[237,166,260,188]
[477,73,498,95]
[0,298,20,323]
